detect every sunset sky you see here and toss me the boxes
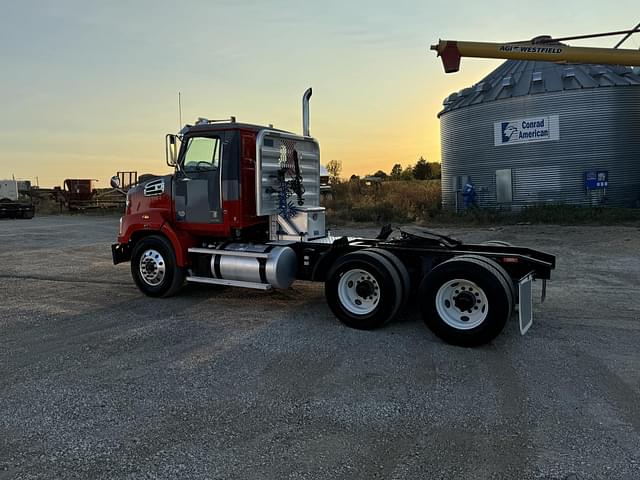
[1,1,638,187]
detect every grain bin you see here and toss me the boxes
[439,59,640,210]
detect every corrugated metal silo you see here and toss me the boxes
[439,59,640,210]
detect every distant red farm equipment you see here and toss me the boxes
[53,172,138,211]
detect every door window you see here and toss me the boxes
[183,136,220,172]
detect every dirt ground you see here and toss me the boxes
[1,216,638,479]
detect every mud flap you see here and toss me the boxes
[111,243,132,265]
[518,273,534,335]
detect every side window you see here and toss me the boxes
[183,136,220,172]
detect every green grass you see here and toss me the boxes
[516,205,640,225]
[324,179,442,224]
[324,180,640,226]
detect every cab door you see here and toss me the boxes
[174,134,223,224]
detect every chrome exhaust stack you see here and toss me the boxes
[302,87,312,137]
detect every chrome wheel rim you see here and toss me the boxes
[338,269,380,315]
[139,249,166,286]
[435,279,488,330]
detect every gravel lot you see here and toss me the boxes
[1,216,638,479]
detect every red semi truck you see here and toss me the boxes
[111,89,555,347]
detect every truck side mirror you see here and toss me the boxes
[110,175,121,189]
[166,134,178,167]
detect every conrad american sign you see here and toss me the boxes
[494,115,560,146]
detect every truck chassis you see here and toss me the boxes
[113,225,554,347]
[111,89,555,347]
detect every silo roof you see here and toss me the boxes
[439,59,640,116]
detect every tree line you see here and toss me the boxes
[325,157,441,184]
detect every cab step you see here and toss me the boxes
[185,275,271,290]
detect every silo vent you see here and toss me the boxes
[442,94,455,106]
[532,71,543,83]
[562,67,576,79]
[590,66,608,77]
[459,87,472,97]
[445,92,459,103]
[502,76,514,87]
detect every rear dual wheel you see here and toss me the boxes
[325,249,408,330]
[419,256,514,347]
[364,248,411,307]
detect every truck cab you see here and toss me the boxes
[112,102,322,287]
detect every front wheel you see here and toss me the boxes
[419,256,513,347]
[131,235,185,297]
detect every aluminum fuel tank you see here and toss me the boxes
[209,243,297,289]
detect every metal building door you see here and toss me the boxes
[496,169,513,204]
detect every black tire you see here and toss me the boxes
[325,250,402,330]
[482,244,519,304]
[131,235,185,298]
[482,240,513,247]
[21,210,34,220]
[454,254,515,308]
[419,256,512,347]
[364,248,411,309]
[480,242,519,302]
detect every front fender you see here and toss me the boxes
[116,210,193,267]
[160,222,192,267]
[117,210,166,244]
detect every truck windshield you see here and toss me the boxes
[183,136,220,172]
